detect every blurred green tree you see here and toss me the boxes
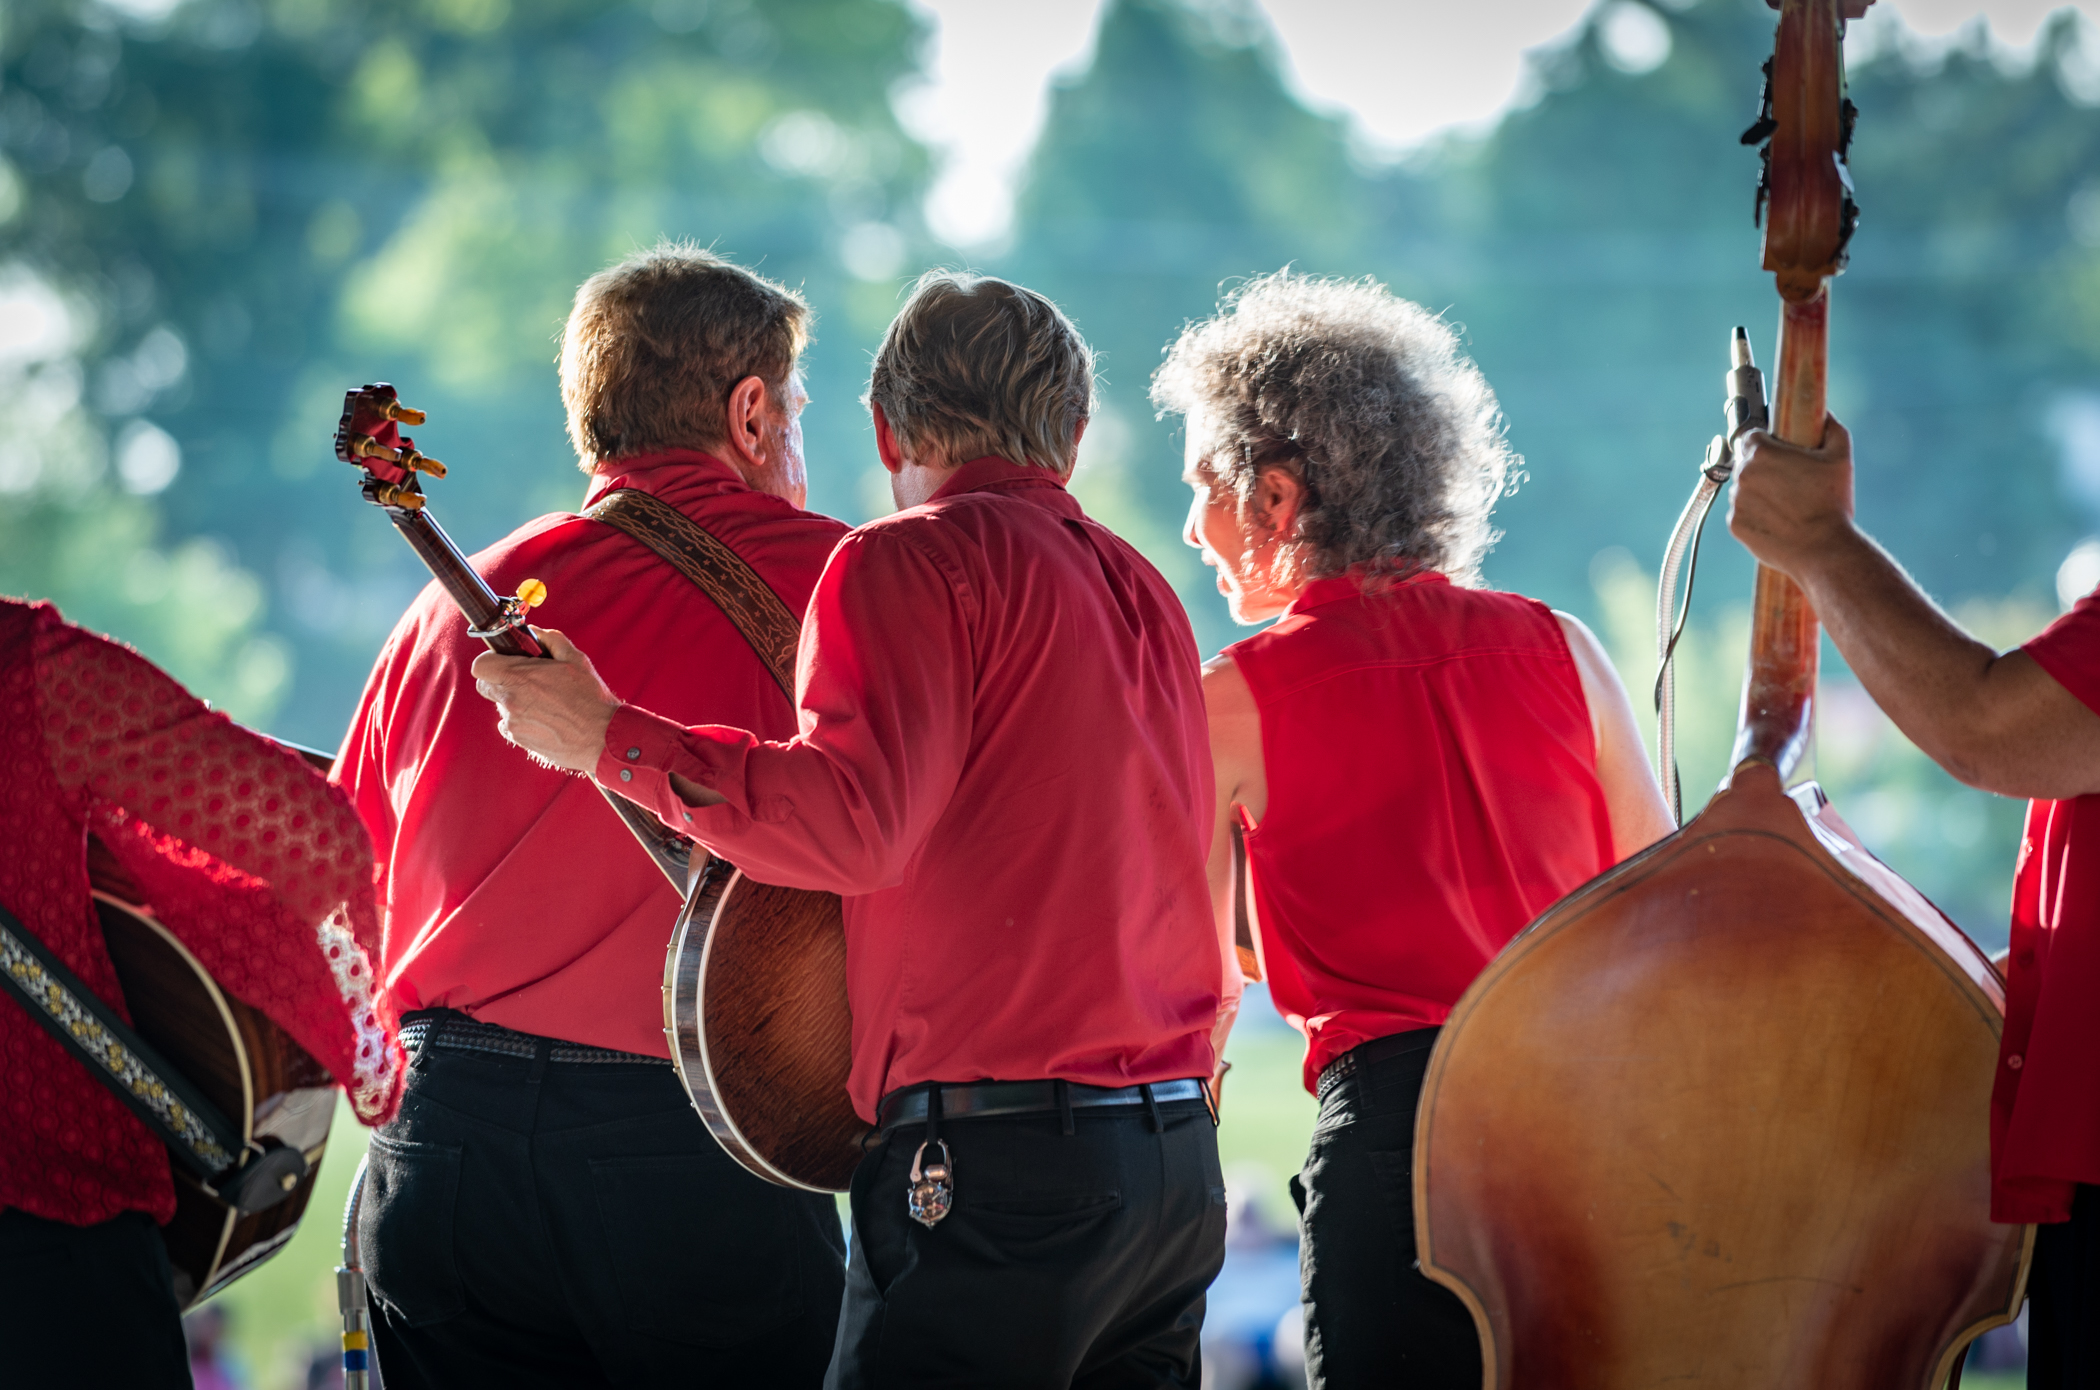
[1,0,931,743]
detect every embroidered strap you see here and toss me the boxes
[584,488,800,700]
[0,901,240,1177]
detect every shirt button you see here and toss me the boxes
[2007,1054,2024,1070]
[619,769,633,782]
[682,811,693,823]
[627,747,641,760]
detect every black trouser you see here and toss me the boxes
[361,1019,846,1388]
[1292,1028,1482,1390]
[0,1207,189,1388]
[827,1089,1226,1388]
[2029,1182,2100,1387]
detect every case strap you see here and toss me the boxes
[0,900,241,1177]
[584,487,801,699]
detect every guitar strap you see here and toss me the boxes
[584,488,801,698]
[0,899,242,1180]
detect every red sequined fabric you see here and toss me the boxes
[1,598,402,1227]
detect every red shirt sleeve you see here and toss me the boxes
[599,525,975,895]
[2026,587,2100,714]
[31,616,401,1124]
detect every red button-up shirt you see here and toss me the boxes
[1993,590,2100,1222]
[2,599,396,1227]
[602,458,1221,1121]
[334,452,848,1057]
[1226,573,1613,1092]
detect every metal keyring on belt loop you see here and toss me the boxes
[466,596,534,640]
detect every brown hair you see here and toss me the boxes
[865,271,1094,474]
[560,241,812,471]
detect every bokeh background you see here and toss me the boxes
[6,0,2095,1382]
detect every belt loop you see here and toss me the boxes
[1056,1079,1074,1136]
[1141,1082,1162,1134]
[925,1083,942,1145]
[527,1035,551,1086]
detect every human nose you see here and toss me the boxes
[1183,490,1205,550]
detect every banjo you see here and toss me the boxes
[337,383,866,1192]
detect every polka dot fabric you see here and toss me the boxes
[1,599,402,1228]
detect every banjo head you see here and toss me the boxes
[663,864,864,1192]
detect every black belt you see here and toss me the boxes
[878,1078,1211,1133]
[1315,1026,1442,1102]
[399,1011,668,1066]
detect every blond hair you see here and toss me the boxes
[866,271,1094,474]
[560,242,811,471]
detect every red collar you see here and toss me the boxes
[928,456,1076,507]
[1287,569,1447,617]
[582,449,743,508]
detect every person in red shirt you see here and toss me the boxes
[1151,272,1674,1390]
[1729,417,2100,1388]
[332,246,849,1388]
[474,272,1229,1388]
[0,597,399,1389]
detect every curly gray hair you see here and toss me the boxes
[1150,271,1516,586]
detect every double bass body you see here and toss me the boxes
[1415,763,2028,1386]
[1413,2,2030,1382]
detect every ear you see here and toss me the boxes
[722,375,771,470]
[872,402,905,476]
[1251,463,1306,538]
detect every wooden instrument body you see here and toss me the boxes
[1415,765,2029,1388]
[88,884,336,1308]
[662,860,863,1192]
[1414,4,2029,1380]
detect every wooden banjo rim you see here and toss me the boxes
[691,869,849,1194]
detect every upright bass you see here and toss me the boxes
[1412,3,2031,1385]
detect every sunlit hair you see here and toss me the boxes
[560,241,811,472]
[1151,270,1516,587]
[866,271,1095,475]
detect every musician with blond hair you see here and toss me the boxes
[334,243,849,1387]
[476,271,1231,1387]
[1152,271,1673,1389]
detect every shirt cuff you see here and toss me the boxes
[595,704,754,833]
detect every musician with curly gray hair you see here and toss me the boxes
[1154,271,1672,1389]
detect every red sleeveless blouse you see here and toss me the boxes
[1227,572,1614,1093]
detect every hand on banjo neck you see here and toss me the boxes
[471,630,728,810]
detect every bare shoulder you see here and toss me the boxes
[1551,609,1609,664]
[1201,652,1258,724]
[1553,609,1629,690]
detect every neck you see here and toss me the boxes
[891,457,965,510]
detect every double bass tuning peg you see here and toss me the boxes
[380,399,427,427]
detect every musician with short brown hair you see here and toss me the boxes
[475,270,1230,1387]
[1152,271,1673,1389]
[333,242,849,1387]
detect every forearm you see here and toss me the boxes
[602,703,960,895]
[1790,526,2018,788]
